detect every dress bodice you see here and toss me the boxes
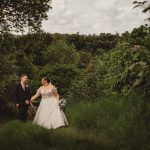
[39,86,57,99]
[41,89,53,99]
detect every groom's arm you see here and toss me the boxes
[14,85,20,106]
[24,86,32,105]
[27,86,32,102]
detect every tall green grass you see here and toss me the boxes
[66,94,150,150]
[0,120,103,150]
[0,94,149,150]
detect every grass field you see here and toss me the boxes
[0,95,149,150]
[0,120,104,150]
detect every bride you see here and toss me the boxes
[30,77,68,129]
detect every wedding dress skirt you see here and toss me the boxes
[33,89,68,129]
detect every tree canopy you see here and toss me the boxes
[0,0,52,33]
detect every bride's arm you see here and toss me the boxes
[30,88,41,102]
[52,86,59,101]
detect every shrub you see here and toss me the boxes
[67,44,150,103]
[42,40,79,65]
[33,64,79,96]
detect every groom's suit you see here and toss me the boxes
[14,83,31,122]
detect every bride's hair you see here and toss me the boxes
[43,77,50,83]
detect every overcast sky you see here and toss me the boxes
[42,0,148,35]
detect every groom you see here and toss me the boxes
[15,74,31,122]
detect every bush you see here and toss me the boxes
[67,44,150,103]
[33,64,79,96]
[42,40,79,65]
[0,97,18,119]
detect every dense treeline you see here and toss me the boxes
[0,31,120,97]
[0,24,150,149]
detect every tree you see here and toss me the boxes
[133,1,150,21]
[67,43,150,102]
[42,40,79,65]
[0,0,52,33]
[121,25,150,50]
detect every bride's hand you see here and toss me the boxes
[30,100,33,103]
[30,99,37,103]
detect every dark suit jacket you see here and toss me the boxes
[14,83,31,107]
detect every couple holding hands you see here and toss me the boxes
[15,74,68,129]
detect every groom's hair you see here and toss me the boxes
[20,74,28,79]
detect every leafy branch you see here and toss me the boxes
[133,1,150,21]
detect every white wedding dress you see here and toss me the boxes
[33,88,68,129]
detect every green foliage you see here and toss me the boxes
[14,32,53,65]
[0,33,16,53]
[67,70,105,103]
[42,40,79,65]
[35,64,79,96]
[77,51,92,69]
[0,53,17,95]
[121,25,150,50]
[0,22,150,150]
[100,44,150,95]
[0,0,52,33]
[65,33,119,52]
[68,43,150,103]
[14,50,38,77]
[133,1,150,21]
[0,33,39,115]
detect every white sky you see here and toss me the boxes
[42,0,149,35]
